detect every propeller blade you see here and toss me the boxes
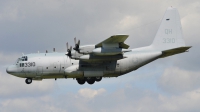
[70,46,72,51]
[66,42,69,50]
[73,37,80,52]
[74,37,76,45]
[65,42,72,58]
[77,40,80,45]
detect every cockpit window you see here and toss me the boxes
[16,56,28,64]
[21,56,28,61]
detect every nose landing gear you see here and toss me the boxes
[25,78,32,84]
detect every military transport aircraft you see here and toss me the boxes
[6,7,191,85]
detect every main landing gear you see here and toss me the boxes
[25,78,32,84]
[24,77,102,85]
[76,78,86,85]
[76,77,102,85]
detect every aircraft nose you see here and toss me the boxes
[6,66,11,74]
[6,65,17,74]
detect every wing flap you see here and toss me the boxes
[119,42,129,49]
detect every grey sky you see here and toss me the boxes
[0,0,200,111]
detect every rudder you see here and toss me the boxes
[151,7,186,51]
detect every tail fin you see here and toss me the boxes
[151,7,186,51]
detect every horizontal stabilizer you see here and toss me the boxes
[160,46,192,58]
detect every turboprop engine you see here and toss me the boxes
[92,48,131,55]
[78,45,95,54]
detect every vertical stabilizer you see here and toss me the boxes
[151,7,185,51]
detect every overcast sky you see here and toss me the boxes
[0,0,200,112]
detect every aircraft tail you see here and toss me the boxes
[151,7,187,51]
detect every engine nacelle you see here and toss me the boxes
[78,54,126,60]
[92,48,131,55]
[79,45,95,54]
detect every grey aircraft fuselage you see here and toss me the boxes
[6,7,191,85]
[7,47,161,79]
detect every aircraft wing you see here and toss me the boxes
[95,35,129,49]
[70,35,130,61]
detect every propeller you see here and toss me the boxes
[66,42,72,58]
[73,37,80,52]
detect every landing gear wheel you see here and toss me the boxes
[25,78,32,84]
[86,77,95,85]
[95,77,102,82]
[76,78,85,85]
